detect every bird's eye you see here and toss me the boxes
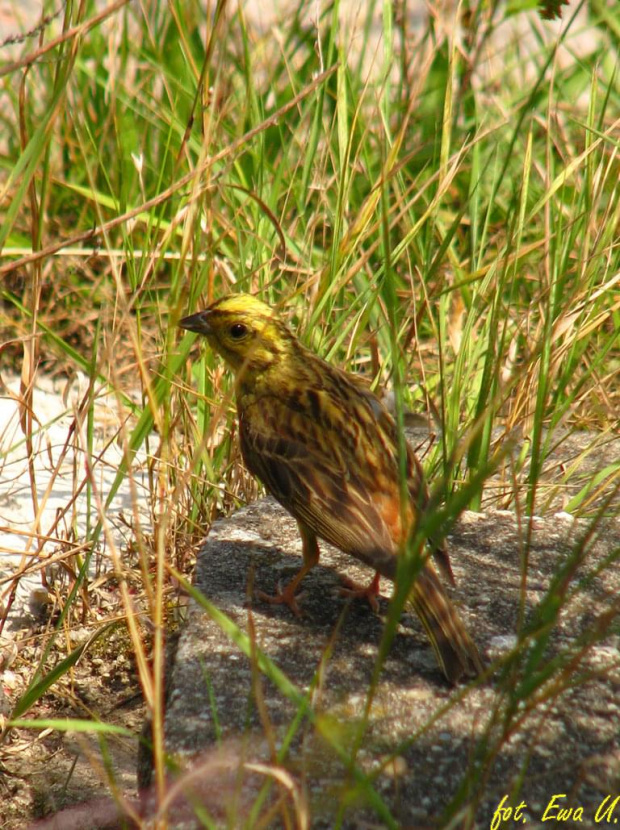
[229,323,248,339]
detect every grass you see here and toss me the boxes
[0,0,619,826]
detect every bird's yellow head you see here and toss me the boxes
[179,294,293,373]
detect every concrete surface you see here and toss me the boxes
[140,490,619,828]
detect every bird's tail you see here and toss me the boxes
[408,564,484,684]
[430,535,455,586]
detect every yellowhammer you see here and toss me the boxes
[179,294,483,684]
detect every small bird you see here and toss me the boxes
[179,294,483,683]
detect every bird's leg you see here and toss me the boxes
[339,571,382,613]
[257,522,319,616]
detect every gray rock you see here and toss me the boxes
[139,496,620,828]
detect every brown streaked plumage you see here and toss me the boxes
[179,294,483,684]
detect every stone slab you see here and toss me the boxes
[142,496,620,828]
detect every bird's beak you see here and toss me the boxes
[179,310,211,335]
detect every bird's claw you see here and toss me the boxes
[339,576,382,613]
[257,581,305,617]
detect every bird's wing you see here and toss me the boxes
[239,397,401,579]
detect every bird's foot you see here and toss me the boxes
[339,574,382,613]
[257,582,304,617]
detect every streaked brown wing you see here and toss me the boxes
[239,397,400,579]
[352,382,454,584]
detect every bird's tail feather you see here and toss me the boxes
[409,565,484,684]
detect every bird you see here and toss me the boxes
[179,294,483,683]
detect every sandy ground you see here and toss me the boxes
[0,372,150,628]
[0,371,151,828]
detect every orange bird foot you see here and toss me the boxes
[339,572,382,613]
[257,582,305,617]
